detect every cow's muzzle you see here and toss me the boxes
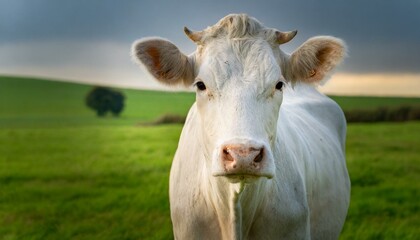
[212,140,275,181]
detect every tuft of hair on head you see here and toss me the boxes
[184,13,265,44]
[185,13,297,47]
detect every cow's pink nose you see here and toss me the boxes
[221,144,264,174]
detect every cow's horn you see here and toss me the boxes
[275,30,298,44]
[184,27,203,43]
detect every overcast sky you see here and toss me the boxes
[1,0,419,95]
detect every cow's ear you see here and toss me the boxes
[132,38,195,86]
[282,36,346,84]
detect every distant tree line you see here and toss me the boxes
[344,105,420,123]
[86,87,125,117]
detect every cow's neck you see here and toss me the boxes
[206,177,266,240]
[228,182,245,240]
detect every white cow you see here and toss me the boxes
[132,14,350,240]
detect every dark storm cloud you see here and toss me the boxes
[1,0,419,74]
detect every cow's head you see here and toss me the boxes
[132,14,345,182]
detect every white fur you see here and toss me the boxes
[132,14,350,240]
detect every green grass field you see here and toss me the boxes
[1,76,419,239]
[0,76,195,128]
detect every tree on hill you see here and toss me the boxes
[85,87,125,117]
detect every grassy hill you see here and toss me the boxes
[0,76,195,127]
[0,76,419,239]
[330,95,420,111]
[2,76,419,127]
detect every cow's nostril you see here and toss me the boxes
[253,149,263,163]
[223,148,234,162]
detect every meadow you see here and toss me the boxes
[0,76,419,239]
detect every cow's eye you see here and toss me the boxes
[275,81,284,91]
[195,81,207,91]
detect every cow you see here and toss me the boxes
[132,14,350,240]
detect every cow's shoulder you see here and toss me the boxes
[282,83,346,142]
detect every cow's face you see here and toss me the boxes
[193,38,284,181]
[132,14,346,182]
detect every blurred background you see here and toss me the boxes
[0,0,419,239]
[1,0,420,95]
